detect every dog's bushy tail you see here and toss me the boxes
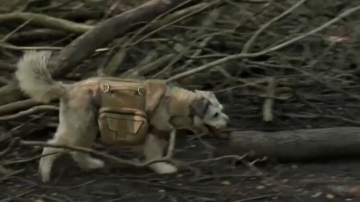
[15,51,65,103]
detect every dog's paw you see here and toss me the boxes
[150,163,178,174]
[39,167,51,183]
[84,158,105,170]
[40,173,51,183]
[41,176,50,183]
[39,161,51,183]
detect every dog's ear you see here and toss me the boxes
[190,98,210,119]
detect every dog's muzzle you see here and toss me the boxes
[203,124,226,138]
[203,116,230,138]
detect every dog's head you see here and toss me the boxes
[190,90,229,137]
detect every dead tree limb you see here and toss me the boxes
[51,0,201,77]
[0,0,202,107]
[18,129,177,167]
[227,127,360,162]
[0,13,93,34]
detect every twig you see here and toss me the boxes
[1,18,33,42]
[129,1,215,47]
[123,54,174,78]
[262,77,276,121]
[0,42,111,52]
[18,129,177,167]
[241,0,307,54]
[61,179,97,191]
[0,114,44,144]
[0,139,18,175]
[0,13,93,34]
[0,138,20,158]
[233,194,274,202]
[0,105,58,120]
[0,165,12,176]
[186,154,248,164]
[0,99,39,115]
[174,7,222,71]
[0,138,17,175]
[0,42,64,50]
[241,157,290,194]
[166,5,360,82]
[0,188,34,202]
[97,36,128,76]
[2,152,61,165]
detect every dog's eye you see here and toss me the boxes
[213,112,219,117]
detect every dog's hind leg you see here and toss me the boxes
[39,127,67,183]
[143,134,178,174]
[70,125,105,171]
[66,107,104,171]
[39,102,104,183]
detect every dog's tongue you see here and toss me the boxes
[205,125,226,138]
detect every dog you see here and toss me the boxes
[15,51,230,183]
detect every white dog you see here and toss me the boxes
[15,51,229,182]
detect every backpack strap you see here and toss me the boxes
[144,79,167,115]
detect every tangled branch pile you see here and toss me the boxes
[0,0,360,140]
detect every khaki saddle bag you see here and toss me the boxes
[97,78,167,146]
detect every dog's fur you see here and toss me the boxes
[15,51,229,183]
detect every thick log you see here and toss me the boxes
[228,127,360,162]
[0,0,202,107]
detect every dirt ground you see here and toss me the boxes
[0,135,359,202]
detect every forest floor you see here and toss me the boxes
[0,135,358,202]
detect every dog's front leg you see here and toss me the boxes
[143,134,178,174]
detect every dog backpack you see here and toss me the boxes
[97,78,167,146]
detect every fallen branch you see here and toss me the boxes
[0,13,93,34]
[0,105,58,120]
[241,0,307,54]
[0,0,203,107]
[18,129,177,167]
[0,139,19,175]
[0,99,39,115]
[167,5,360,82]
[262,77,276,121]
[51,0,202,77]
[0,138,18,158]
[228,127,360,162]
[5,29,68,43]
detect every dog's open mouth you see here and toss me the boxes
[204,124,225,138]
